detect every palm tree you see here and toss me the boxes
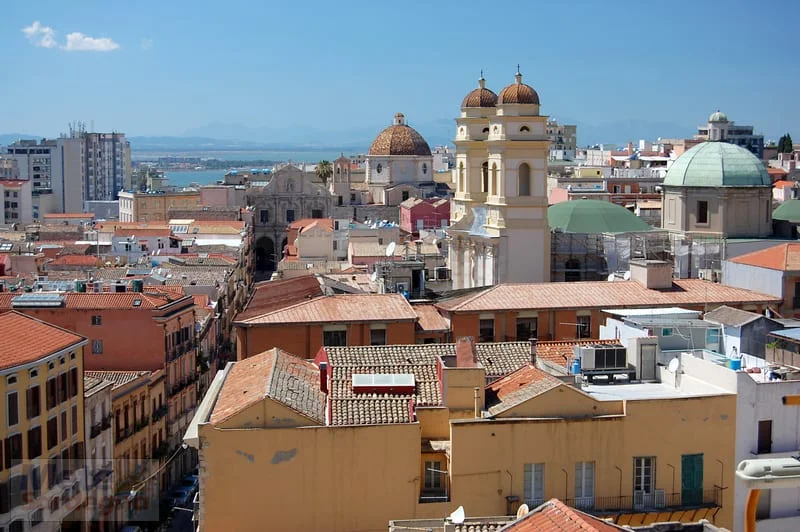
[316,160,333,186]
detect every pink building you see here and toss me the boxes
[399,197,450,233]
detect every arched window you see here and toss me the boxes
[491,163,499,196]
[482,127,490,134]
[518,163,531,196]
[458,162,465,192]
[481,162,489,193]
[520,125,530,133]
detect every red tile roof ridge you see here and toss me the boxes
[501,498,623,531]
[238,292,409,324]
[438,284,501,312]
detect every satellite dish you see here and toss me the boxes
[623,271,632,281]
[606,273,615,282]
[385,241,397,257]
[370,271,378,282]
[667,358,680,373]
[449,506,465,524]
[516,503,530,518]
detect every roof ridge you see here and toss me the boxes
[264,348,280,400]
[449,284,500,311]
[241,295,322,322]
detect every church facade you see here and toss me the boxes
[448,70,551,289]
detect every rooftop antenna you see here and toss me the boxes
[667,357,681,389]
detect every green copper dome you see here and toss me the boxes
[548,199,653,234]
[663,142,770,188]
[709,110,728,122]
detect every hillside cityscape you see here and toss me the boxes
[1,2,799,532]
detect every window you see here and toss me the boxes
[422,163,428,174]
[520,125,531,133]
[697,200,709,224]
[92,340,103,355]
[516,317,538,341]
[458,162,465,192]
[9,474,26,511]
[577,315,591,339]
[574,461,595,508]
[633,457,655,494]
[661,328,673,337]
[479,319,494,342]
[69,368,78,398]
[260,209,269,224]
[402,190,410,202]
[323,329,347,347]
[7,391,18,426]
[285,209,296,223]
[31,507,43,527]
[706,328,720,346]
[518,163,531,196]
[758,420,773,454]
[7,374,17,385]
[60,411,67,442]
[424,460,444,492]
[481,162,489,192]
[48,458,60,490]
[58,373,67,402]
[524,463,545,505]
[91,315,102,326]
[491,163,499,196]
[47,418,57,449]
[71,405,78,436]
[46,378,56,409]
[311,209,323,219]
[333,240,338,251]
[370,328,386,346]
[31,466,41,498]
[27,426,42,459]
[5,434,22,469]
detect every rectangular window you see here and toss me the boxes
[71,405,78,436]
[523,463,545,505]
[697,200,709,224]
[574,461,595,508]
[60,411,67,442]
[46,378,56,409]
[479,319,494,342]
[333,240,338,251]
[7,391,18,427]
[69,368,78,399]
[311,209,323,219]
[5,434,23,469]
[323,329,347,347]
[577,315,591,339]
[92,339,103,355]
[8,474,26,511]
[661,328,673,337]
[27,426,42,459]
[47,418,57,450]
[706,328,720,346]
[634,457,655,494]
[370,328,386,346]
[31,466,41,498]
[286,209,295,223]
[27,386,41,419]
[260,209,269,224]
[58,373,67,402]
[424,460,443,492]
[758,420,773,454]
[516,317,538,341]
[91,315,102,326]
[402,191,410,201]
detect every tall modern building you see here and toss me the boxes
[81,132,131,202]
[695,110,764,159]
[448,70,551,288]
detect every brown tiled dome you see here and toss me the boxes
[498,71,540,105]
[462,77,498,108]
[368,113,432,157]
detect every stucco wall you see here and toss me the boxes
[722,261,783,299]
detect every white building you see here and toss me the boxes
[448,70,551,288]
[431,145,455,173]
[546,118,577,160]
[83,376,114,527]
[0,179,33,225]
[82,132,132,201]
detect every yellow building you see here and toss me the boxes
[0,311,88,531]
[187,339,736,532]
[86,370,168,526]
[118,190,202,222]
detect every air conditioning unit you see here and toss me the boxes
[576,345,627,371]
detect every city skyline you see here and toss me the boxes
[1,0,798,143]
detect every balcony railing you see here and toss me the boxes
[90,423,102,439]
[101,415,112,431]
[152,405,168,422]
[563,489,720,515]
[115,427,132,444]
[134,417,149,433]
[419,489,450,503]
[152,442,171,460]
[170,374,198,395]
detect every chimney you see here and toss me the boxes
[456,337,478,368]
[529,338,538,366]
[319,362,328,394]
[627,141,633,155]
[474,387,480,419]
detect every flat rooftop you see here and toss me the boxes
[583,380,730,401]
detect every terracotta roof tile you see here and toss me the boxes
[48,255,101,267]
[728,242,800,271]
[83,375,113,397]
[211,348,325,425]
[414,304,450,332]
[238,293,418,325]
[237,275,324,321]
[486,365,562,416]
[85,370,150,390]
[0,311,85,370]
[500,499,623,531]
[436,279,778,312]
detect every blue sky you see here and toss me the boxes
[2,0,798,142]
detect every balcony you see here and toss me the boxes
[152,442,172,461]
[152,405,168,423]
[134,417,150,433]
[90,423,102,439]
[563,489,720,515]
[101,415,112,431]
[115,427,132,444]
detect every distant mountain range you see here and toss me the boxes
[0,118,700,154]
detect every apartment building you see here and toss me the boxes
[81,133,132,201]
[187,337,735,531]
[118,191,201,222]
[85,370,168,527]
[0,180,33,225]
[722,242,800,317]
[0,312,88,531]
[82,375,113,528]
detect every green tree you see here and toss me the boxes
[316,160,333,186]
[778,133,794,153]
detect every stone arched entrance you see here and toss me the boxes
[255,236,275,273]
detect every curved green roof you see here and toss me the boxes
[773,199,800,222]
[709,110,728,122]
[548,199,653,234]
[663,142,770,188]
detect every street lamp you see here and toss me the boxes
[736,457,800,532]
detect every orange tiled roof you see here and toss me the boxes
[536,339,622,369]
[414,304,450,332]
[499,498,624,531]
[237,276,323,321]
[210,348,325,425]
[768,167,789,175]
[192,294,210,308]
[289,218,333,233]
[85,370,149,390]
[0,311,85,370]
[49,255,101,267]
[486,365,561,402]
[237,293,418,325]
[728,242,800,272]
[0,292,172,311]
[436,279,779,313]
[773,180,795,188]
